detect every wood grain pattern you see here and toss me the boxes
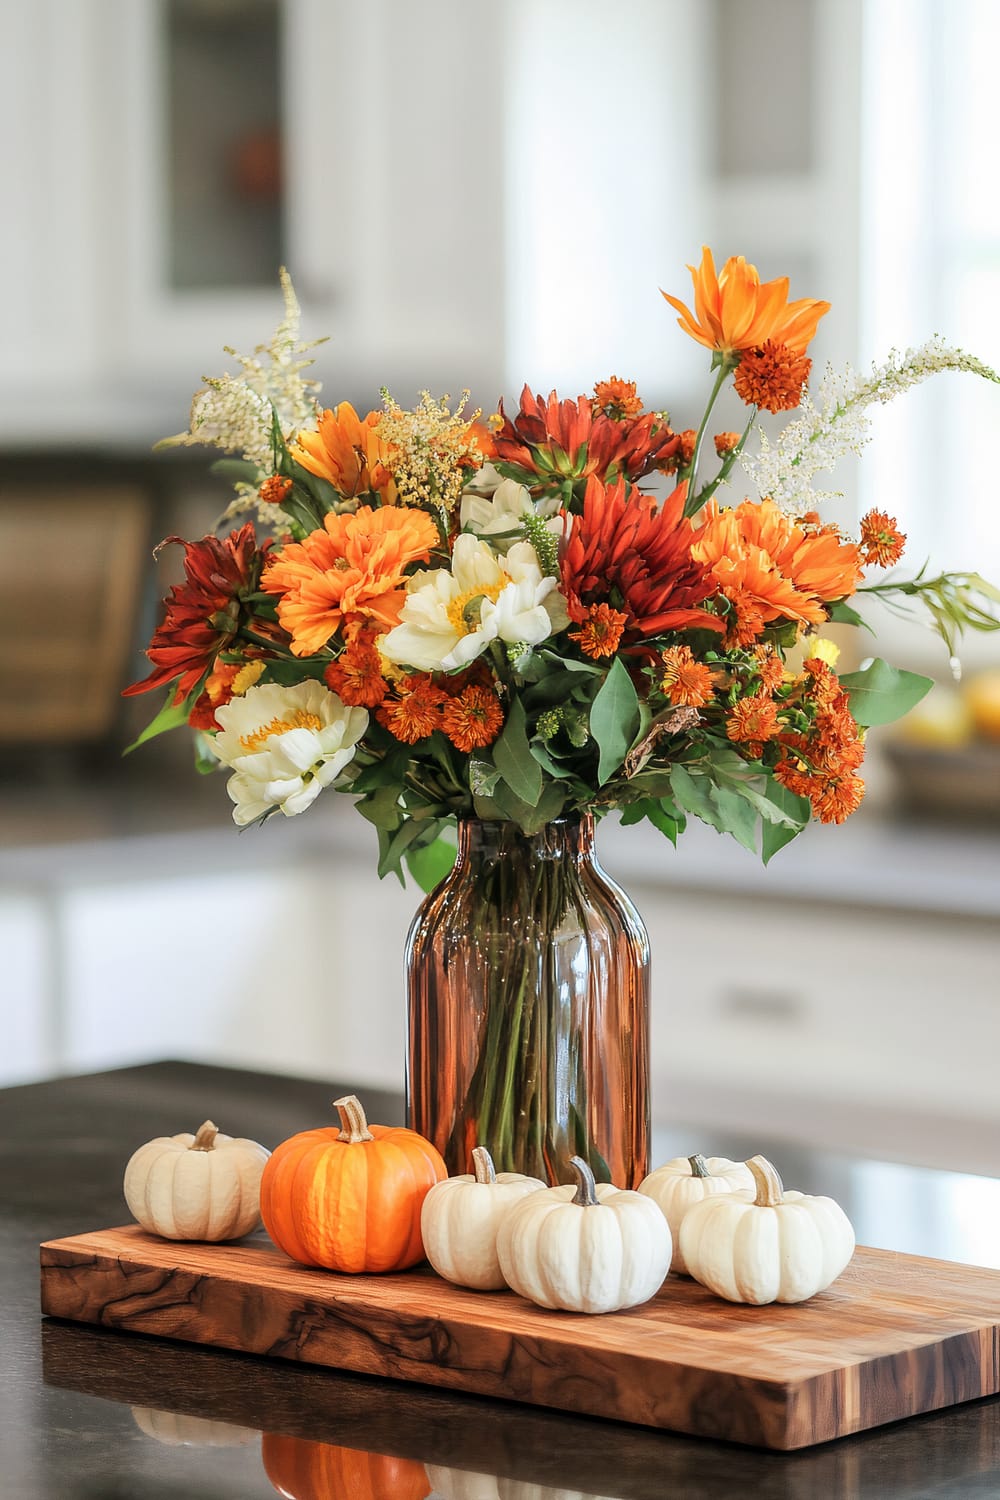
[39,1225,1000,1451]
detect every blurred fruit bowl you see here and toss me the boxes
[885,669,1000,821]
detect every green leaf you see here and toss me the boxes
[210,457,261,484]
[469,756,502,798]
[377,817,426,881]
[827,599,873,632]
[405,832,457,893]
[192,731,220,775]
[489,777,567,834]
[123,686,200,754]
[589,658,641,785]
[760,781,812,865]
[839,657,933,727]
[620,797,684,845]
[709,786,758,854]
[355,785,402,831]
[493,698,543,807]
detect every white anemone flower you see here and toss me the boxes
[380,533,564,673]
[213,680,368,826]
[460,477,567,552]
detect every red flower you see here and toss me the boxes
[560,476,722,641]
[123,525,268,704]
[492,385,681,493]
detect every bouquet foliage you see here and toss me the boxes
[125,249,1000,886]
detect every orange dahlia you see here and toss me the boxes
[123,524,269,704]
[661,246,830,358]
[691,499,862,645]
[290,403,396,501]
[561,476,722,641]
[262,505,439,657]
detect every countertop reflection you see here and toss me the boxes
[6,1060,1000,1499]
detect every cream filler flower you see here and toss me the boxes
[380,534,567,673]
[213,680,368,826]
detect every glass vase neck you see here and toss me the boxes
[455,815,595,864]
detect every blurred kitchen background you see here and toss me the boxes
[1,0,998,1177]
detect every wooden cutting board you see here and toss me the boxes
[39,1225,1000,1451]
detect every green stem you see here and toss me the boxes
[682,359,735,519]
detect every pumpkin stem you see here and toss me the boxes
[747,1155,784,1207]
[569,1155,600,1208]
[472,1146,497,1185]
[688,1154,711,1178]
[191,1121,219,1152]
[333,1095,375,1144]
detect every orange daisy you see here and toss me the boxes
[262,505,439,657]
[691,500,862,644]
[290,403,396,500]
[859,510,906,568]
[661,247,830,358]
[259,475,293,505]
[441,684,504,751]
[714,432,741,456]
[660,645,716,708]
[569,603,627,659]
[732,340,812,413]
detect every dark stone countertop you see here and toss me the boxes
[5,1060,1000,1499]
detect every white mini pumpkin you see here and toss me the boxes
[421,1146,546,1290]
[124,1120,271,1242]
[637,1153,755,1273]
[130,1406,258,1447]
[679,1154,856,1305]
[495,1155,671,1314]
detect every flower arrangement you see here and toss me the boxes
[125,249,1000,887]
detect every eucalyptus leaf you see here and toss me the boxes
[839,657,933,726]
[590,658,641,785]
[493,698,543,807]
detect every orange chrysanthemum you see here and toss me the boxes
[592,377,644,421]
[752,645,786,694]
[859,509,907,568]
[691,499,862,646]
[732,340,812,413]
[323,637,389,707]
[569,603,628,659]
[714,431,741,456]
[726,693,780,758]
[259,474,293,505]
[562,476,722,641]
[661,246,830,358]
[289,403,396,501]
[377,674,448,744]
[262,505,439,657]
[441,684,504,751]
[774,664,867,824]
[660,645,716,707]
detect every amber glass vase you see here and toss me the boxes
[405,815,650,1188]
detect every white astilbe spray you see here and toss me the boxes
[739,338,1000,516]
[158,268,325,472]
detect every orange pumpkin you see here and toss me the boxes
[262,1432,431,1500]
[260,1094,446,1272]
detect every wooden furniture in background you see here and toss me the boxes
[0,485,149,743]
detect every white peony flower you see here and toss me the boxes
[213,680,368,826]
[380,534,564,673]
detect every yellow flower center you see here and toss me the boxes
[240,710,323,753]
[446,580,505,636]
